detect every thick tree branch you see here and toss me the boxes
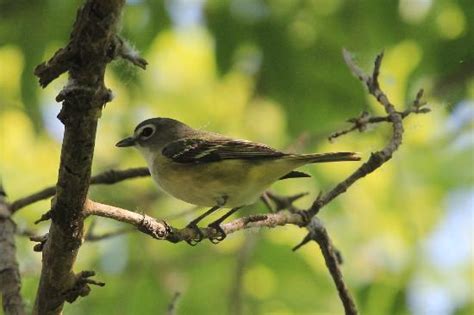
[0,186,26,315]
[10,167,149,213]
[32,1,146,314]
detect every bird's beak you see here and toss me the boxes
[115,136,136,148]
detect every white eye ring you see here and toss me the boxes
[137,125,155,140]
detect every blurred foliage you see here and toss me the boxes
[1,0,473,314]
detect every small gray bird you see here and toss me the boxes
[116,117,360,244]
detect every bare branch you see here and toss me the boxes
[84,200,305,243]
[310,219,357,315]
[0,186,26,315]
[84,199,354,314]
[32,1,143,313]
[299,50,427,223]
[289,50,429,314]
[328,90,430,141]
[18,225,134,243]
[10,167,149,213]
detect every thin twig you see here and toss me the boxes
[17,226,134,243]
[311,219,356,314]
[328,94,429,141]
[297,49,428,225]
[10,167,149,213]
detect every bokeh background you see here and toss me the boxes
[1,0,473,314]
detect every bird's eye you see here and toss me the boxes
[140,126,154,139]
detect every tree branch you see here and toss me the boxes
[32,1,146,314]
[84,200,304,243]
[289,50,429,314]
[83,200,355,314]
[10,167,149,213]
[300,50,410,221]
[0,186,26,315]
[300,218,357,315]
[328,91,430,141]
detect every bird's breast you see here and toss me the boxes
[149,156,292,208]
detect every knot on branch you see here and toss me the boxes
[63,270,105,303]
[137,214,172,239]
[348,111,371,132]
[56,83,113,123]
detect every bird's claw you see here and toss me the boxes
[295,210,311,226]
[208,222,226,244]
[185,222,204,246]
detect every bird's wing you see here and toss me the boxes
[162,138,285,164]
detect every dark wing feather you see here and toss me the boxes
[279,171,311,180]
[162,138,285,164]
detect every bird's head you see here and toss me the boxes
[116,117,192,156]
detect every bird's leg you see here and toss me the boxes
[185,205,220,246]
[207,207,242,244]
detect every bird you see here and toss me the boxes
[116,117,360,245]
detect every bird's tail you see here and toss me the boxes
[290,152,361,163]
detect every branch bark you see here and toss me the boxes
[32,1,143,314]
[309,219,357,315]
[0,187,26,315]
[84,200,304,243]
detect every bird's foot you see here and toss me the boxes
[207,222,226,244]
[295,210,311,226]
[185,222,204,246]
